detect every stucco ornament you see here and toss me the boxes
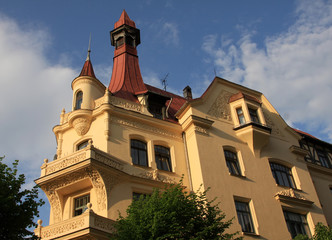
[207,90,233,121]
[72,117,92,136]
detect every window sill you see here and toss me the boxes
[229,173,246,179]
[242,232,260,237]
[276,184,301,192]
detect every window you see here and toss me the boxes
[236,108,246,125]
[75,91,83,110]
[77,140,89,150]
[317,150,330,168]
[248,107,260,124]
[283,211,310,238]
[270,162,296,188]
[131,139,148,166]
[235,201,255,233]
[74,194,90,216]
[224,150,241,175]
[116,36,124,48]
[133,192,149,201]
[155,145,172,171]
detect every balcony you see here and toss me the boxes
[234,122,271,156]
[34,205,115,240]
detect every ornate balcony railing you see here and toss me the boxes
[34,205,115,240]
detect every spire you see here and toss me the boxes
[114,10,136,29]
[79,35,96,79]
[108,10,147,101]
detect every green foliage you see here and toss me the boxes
[0,156,45,239]
[111,181,242,240]
[293,223,332,240]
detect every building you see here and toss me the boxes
[34,11,331,240]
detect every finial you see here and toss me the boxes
[86,33,92,61]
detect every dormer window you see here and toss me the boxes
[147,91,170,120]
[236,108,246,125]
[75,91,83,110]
[248,107,260,124]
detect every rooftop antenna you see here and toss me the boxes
[161,73,169,91]
[86,33,92,61]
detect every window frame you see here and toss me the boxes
[77,140,89,151]
[269,162,296,188]
[154,145,172,172]
[283,210,310,238]
[74,194,90,216]
[248,107,260,124]
[224,150,241,176]
[235,200,255,234]
[75,91,83,110]
[130,139,148,167]
[236,107,246,125]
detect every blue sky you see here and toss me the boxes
[0,0,332,226]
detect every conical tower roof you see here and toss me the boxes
[79,38,96,79]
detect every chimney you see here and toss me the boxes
[183,86,192,100]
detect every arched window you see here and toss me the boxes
[131,139,148,166]
[270,162,296,188]
[155,145,172,171]
[77,140,89,151]
[224,150,241,175]
[75,91,83,110]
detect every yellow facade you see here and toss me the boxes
[35,11,331,240]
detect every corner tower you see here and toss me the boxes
[108,10,148,101]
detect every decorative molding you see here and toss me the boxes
[45,152,87,175]
[94,97,104,108]
[40,218,85,238]
[72,117,91,136]
[207,90,232,121]
[95,152,124,171]
[111,116,181,140]
[111,97,142,112]
[43,167,107,222]
[275,189,313,207]
[194,126,208,135]
[134,169,175,184]
[94,217,116,232]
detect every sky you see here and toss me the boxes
[0,0,332,227]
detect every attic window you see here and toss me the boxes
[147,92,170,120]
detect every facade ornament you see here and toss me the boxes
[207,90,233,121]
[72,117,91,136]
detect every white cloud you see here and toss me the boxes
[0,14,76,174]
[160,22,179,46]
[202,0,332,141]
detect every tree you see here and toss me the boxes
[293,223,332,240]
[0,156,44,239]
[111,181,242,240]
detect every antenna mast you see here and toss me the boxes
[161,73,169,91]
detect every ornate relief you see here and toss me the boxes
[207,90,232,121]
[41,218,85,238]
[95,153,124,171]
[44,167,107,222]
[263,109,284,137]
[94,97,104,108]
[111,116,181,140]
[73,117,91,136]
[194,126,208,135]
[275,188,307,201]
[94,217,116,232]
[46,152,87,175]
[111,97,142,112]
[134,169,175,184]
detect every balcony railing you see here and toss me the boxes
[34,205,115,240]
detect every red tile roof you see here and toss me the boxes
[79,59,96,79]
[229,92,261,104]
[114,10,136,29]
[293,128,318,139]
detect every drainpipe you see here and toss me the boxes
[182,132,193,192]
